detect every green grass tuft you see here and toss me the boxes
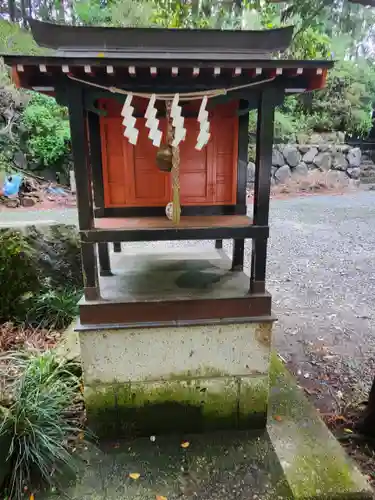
[25,289,80,330]
[0,351,83,499]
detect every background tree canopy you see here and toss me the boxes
[0,0,375,178]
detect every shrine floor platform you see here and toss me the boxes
[81,215,268,242]
[94,215,252,230]
[78,247,272,327]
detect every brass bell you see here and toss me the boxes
[156,144,173,172]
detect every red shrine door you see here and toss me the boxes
[99,99,238,208]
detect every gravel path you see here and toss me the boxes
[2,191,375,406]
[267,192,375,409]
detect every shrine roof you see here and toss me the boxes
[27,18,293,60]
[1,20,334,96]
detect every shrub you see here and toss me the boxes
[25,289,80,330]
[22,92,70,168]
[0,227,81,329]
[0,230,40,322]
[0,351,82,499]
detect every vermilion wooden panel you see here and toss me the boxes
[100,118,127,207]
[180,119,213,204]
[99,99,239,208]
[211,115,238,204]
[126,118,170,206]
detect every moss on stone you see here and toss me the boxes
[85,375,269,438]
[239,377,269,428]
[151,366,232,382]
[288,451,356,498]
[84,385,119,437]
[268,351,372,498]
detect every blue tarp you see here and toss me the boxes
[3,174,22,197]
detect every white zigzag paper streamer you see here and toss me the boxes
[171,94,186,148]
[196,96,210,151]
[121,93,139,145]
[145,94,162,147]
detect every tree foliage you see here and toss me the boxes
[22,92,70,167]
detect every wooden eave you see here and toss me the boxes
[2,55,334,95]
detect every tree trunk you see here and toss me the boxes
[358,374,375,436]
[26,0,32,17]
[191,0,199,23]
[58,0,65,22]
[234,0,242,15]
[20,0,27,28]
[8,0,16,22]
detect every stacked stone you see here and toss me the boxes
[247,133,372,185]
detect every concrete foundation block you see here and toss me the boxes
[79,322,272,385]
[85,374,270,438]
[79,320,273,437]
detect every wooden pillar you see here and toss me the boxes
[232,240,245,271]
[113,242,121,253]
[98,242,112,276]
[215,239,223,249]
[67,85,99,300]
[232,100,249,271]
[250,87,275,293]
[87,110,105,212]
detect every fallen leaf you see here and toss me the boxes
[344,428,353,434]
[78,431,84,441]
[274,415,282,422]
[181,441,190,448]
[156,496,168,500]
[129,473,140,480]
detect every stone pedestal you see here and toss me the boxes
[77,247,274,437]
[80,321,272,437]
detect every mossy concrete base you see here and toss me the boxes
[79,320,272,437]
[268,354,373,499]
[85,375,269,438]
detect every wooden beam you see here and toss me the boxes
[67,86,94,230]
[94,205,246,218]
[98,242,112,276]
[250,87,276,294]
[87,111,104,209]
[81,242,99,300]
[80,224,269,243]
[67,86,99,299]
[232,99,250,273]
[232,240,245,271]
[237,100,249,208]
[113,242,122,252]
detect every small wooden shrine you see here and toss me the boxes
[3,19,333,436]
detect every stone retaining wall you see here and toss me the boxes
[248,143,375,185]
